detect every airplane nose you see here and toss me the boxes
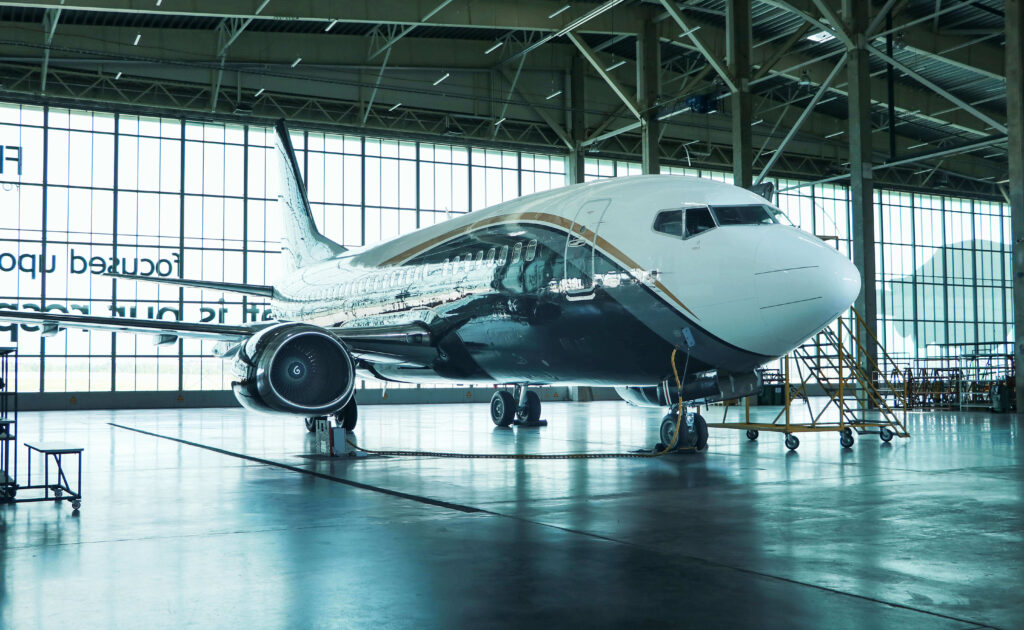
[754,229,861,356]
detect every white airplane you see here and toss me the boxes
[0,121,860,450]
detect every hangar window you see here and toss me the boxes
[710,204,778,226]
[525,240,538,261]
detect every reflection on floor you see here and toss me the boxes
[1,401,1021,629]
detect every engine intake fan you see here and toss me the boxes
[233,323,355,415]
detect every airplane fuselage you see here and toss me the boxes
[270,175,861,387]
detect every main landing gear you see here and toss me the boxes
[490,385,546,428]
[304,398,358,433]
[658,408,708,453]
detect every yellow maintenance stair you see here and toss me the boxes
[708,308,910,451]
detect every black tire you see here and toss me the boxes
[336,399,358,431]
[304,417,317,433]
[519,390,542,424]
[491,390,516,427]
[693,413,709,451]
[840,433,855,448]
[660,412,685,449]
[880,427,894,442]
[785,434,799,451]
[746,429,759,441]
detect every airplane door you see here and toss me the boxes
[563,199,610,299]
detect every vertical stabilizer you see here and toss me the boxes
[274,120,346,272]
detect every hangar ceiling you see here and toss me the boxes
[0,0,1010,198]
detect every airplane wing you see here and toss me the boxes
[0,309,255,341]
[104,272,276,298]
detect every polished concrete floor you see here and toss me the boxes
[1,400,1021,629]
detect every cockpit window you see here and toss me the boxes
[684,207,716,238]
[653,210,683,237]
[710,204,778,226]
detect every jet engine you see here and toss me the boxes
[232,323,355,416]
[615,370,761,408]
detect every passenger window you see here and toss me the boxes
[498,245,509,265]
[511,242,523,263]
[475,250,484,264]
[525,240,537,262]
[486,248,496,262]
[684,207,716,238]
[653,210,683,237]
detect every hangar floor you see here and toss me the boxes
[1,401,1020,629]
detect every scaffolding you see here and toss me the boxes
[707,308,910,451]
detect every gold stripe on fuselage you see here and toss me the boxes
[377,211,699,320]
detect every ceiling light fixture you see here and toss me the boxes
[115,71,123,80]
[388,102,402,112]
[546,90,563,100]
[133,33,141,45]
[433,73,450,85]
[548,5,570,19]
[485,41,504,54]
[494,117,506,126]
[255,88,265,97]
[825,130,843,138]
[907,142,928,150]
[605,60,626,71]
[807,31,835,43]
[325,20,338,32]
[291,57,302,67]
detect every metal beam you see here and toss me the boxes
[868,46,1007,135]
[1007,0,1024,411]
[567,31,640,119]
[40,7,60,93]
[756,53,846,184]
[362,45,391,125]
[728,0,752,188]
[211,0,270,111]
[568,52,586,183]
[637,16,660,174]
[658,0,737,92]
[845,0,878,379]
[498,67,573,149]
[499,0,628,67]
[368,0,452,60]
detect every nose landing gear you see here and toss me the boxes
[658,408,708,453]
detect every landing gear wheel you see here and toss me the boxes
[879,427,894,442]
[490,390,516,427]
[840,432,855,449]
[785,434,800,451]
[693,413,709,452]
[660,413,687,450]
[746,429,759,441]
[304,417,317,433]
[517,390,542,424]
[71,499,81,511]
[335,399,358,431]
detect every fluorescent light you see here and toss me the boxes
[388,102,402,112]
[254,88,265,97]
[291,57,302,67]
[494,117,506,126]
[907,142,928,150]
[325,19,338,32]
[751,119,764,126]
[133,33,141,45]
[433,72,450,86]
[485,41,504,54]
[605,60,626,71]
[546,89,563,100]
[548,4,570,18]
[825,130,844,138]
[156,0,162,5]
[114,71,122,80]
[807,31,835,43]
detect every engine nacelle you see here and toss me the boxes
[232,323,355,416]
[615,370,761,408]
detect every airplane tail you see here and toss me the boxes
[274,120,346,273]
